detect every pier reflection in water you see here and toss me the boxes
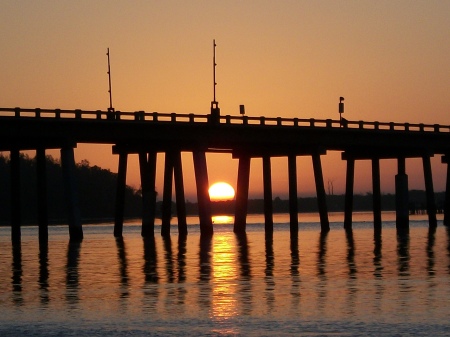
[38,241,49,306]
[11,241,23,306]
[66,241,81,307]
[1,219,450,336]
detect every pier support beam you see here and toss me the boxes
[139,152,157,238]
[372,158,382,233]
[262,156,273,237]
[288,155,298,238]
[344,158,355,230]
[36,148,48,243]
[443,155,450,226]
[10,149,21,242]
[160,151,188,237]
[312,153,329,232]
[114,152,128,238]
[234,156,251,234]
[395,157,409,234]
[422,155,437,228]
[61,147,83,242]
[161,152,174,237]
[174,151,187,237]
[193,151,213,236]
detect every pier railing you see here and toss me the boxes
[0,107,448,133]
[1,106,449,242]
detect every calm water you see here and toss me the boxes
[1,212,450,336]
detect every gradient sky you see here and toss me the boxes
[1,1,449,200]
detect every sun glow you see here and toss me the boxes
[208,182,235,201]
[212,215,234,224]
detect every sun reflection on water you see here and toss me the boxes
[211,234,238,321]
[212,215,234,224]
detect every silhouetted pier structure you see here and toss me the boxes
[1,106,450,242]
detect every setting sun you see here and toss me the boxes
[208,182,236,201]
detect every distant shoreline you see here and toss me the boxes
[1,189,444,227]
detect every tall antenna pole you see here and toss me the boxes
[107,48,114,113]
[210,39,220,124]
[213,39,217,104]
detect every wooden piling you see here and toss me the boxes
[372,158,382,232]
[10,149,21,242]
[422,155,437,228]
[234,156,251,234]
[395,157,409,233]
[173,151,187,236]
[139,152,151,233]
[344,158,355,230]
[139,152,157,238]
[288,155,298,238]
[262,156,273,237]
[61,147,83,241]
[161,151,174,237]
[114,152,128,238]
[36,148,48,243]
[147,152,158,233]
[443,155,450,226]
[193,151,213,236]
[312,153,329,232]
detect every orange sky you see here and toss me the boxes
[1,1,449,200]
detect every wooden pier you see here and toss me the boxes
[1,106,450,241]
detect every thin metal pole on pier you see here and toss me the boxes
[106,48,115,114]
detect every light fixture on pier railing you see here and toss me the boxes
[239,105,245,115]
[339,96,346,127]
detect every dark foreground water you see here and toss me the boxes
[1,212,450,336]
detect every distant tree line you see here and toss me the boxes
[0,154,445,225]
[186,190,446,216]
[0,154,143,225]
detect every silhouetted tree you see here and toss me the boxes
[0,153,143,225]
